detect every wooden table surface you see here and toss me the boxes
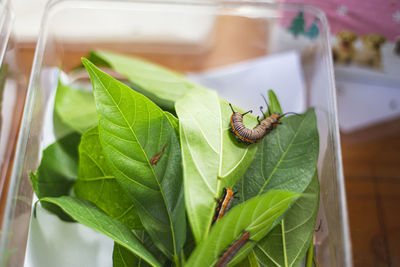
[1,16,399,265]
[341,121,400,267]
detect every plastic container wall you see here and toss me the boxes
[0,0,32,265]
[0,1,352,266]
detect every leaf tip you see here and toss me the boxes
[81,57,92,70]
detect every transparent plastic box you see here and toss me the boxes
[0,0,352,266]
[1,1,31,265]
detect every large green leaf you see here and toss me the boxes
[175,89,258,243]
[30,132,81,221]
[254,173,320,267]
[89,50,204,112]
[237,108,319,201]
[41,196,161,267]
[74,127,142,229]
[184,190,299,267]
[54,79,97,134]
[82,58,186,260]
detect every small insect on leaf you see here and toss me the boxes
[150,143,167,166]
[212,187,236,225]
[229,94,300,145]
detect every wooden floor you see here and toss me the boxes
[341,119,400,267]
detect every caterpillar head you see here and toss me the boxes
[271,112,281,120]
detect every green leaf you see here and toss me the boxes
[113,230,171,267]
[30,132,81,221]
[236,250,260,267]
[164,111,179,136]
[132,230,170,266]
[82,58,186,260]
[268,89,283,114]
[89,50,204,112]
[74,127,142,229]
[41,196,161,267]
[54,79,98,134]
[254,173,320,267]
[113,242,140,267]
[238,108,319,201]
[185,190,299,267]
[175,89,258,243]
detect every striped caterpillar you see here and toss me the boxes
[216,231,250,267]
[212,187,236,225]
[229,95,297,145]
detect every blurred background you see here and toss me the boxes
[1,0,399,266]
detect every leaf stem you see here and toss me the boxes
[281,220,288,267]
[306,237,314,267]
[174,254,181,267]
[313,255,319,267]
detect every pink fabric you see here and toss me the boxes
[281,0,400,41]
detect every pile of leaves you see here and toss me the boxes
[30,51,320,267]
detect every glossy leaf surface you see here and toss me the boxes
[238,108,319,201]
[30,132,80,221]
[89,50,203,112]
[185,190,299,267]
[74,127,142,229]
[175,89,258,243]
[254,173,320,267]
[82,58,185,259]
[54,80,97,133]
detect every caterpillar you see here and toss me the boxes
[216,231,250,267]
[229,95,297,145]
[150,143,166,166]
[212,187,236,225]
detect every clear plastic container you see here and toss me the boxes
[0,0,33,265]
[0,0,352,266]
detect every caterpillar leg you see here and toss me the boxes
[260,106,266,119]
[242,110,252,116]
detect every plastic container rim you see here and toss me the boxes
[1,1,351,267]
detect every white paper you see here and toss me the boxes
[24,201,113,267]
[188,51,306,115]
[336,80,400,132]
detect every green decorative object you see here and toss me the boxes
[288,11,305,37]
[305,18,320,39]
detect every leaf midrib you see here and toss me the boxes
[86,63,177,256]
[256,244,282,267]
[182,129,215,195]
